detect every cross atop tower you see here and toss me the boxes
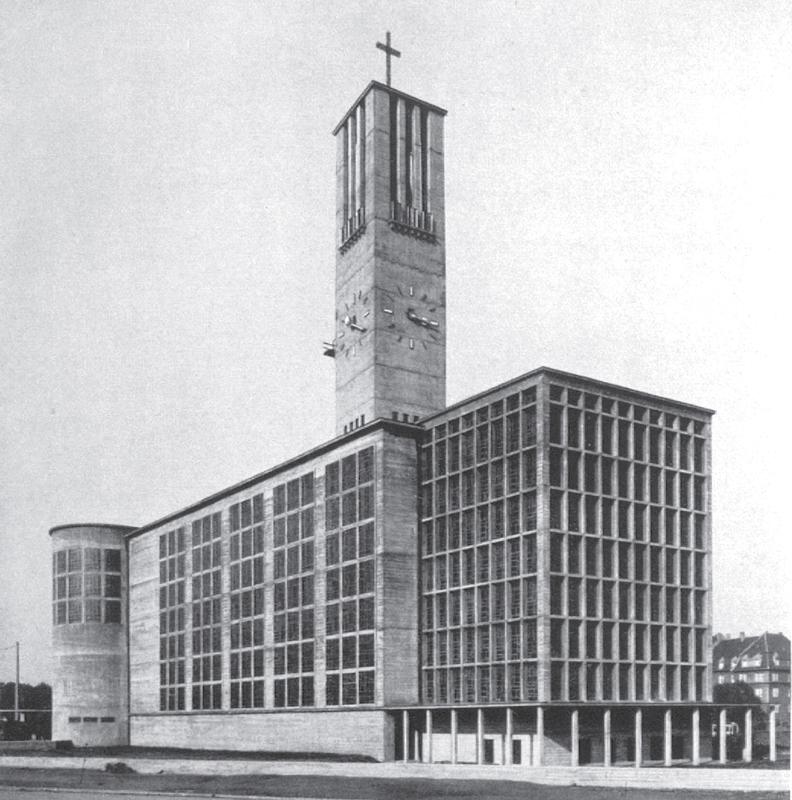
[376,31,401,87]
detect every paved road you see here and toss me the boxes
[0,792,333,800]
[0,765,786,800]
[0,792,346,800]
[0,793,169,800]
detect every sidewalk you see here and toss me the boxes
[0,754,788,793]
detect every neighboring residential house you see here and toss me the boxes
[713,632,790,748]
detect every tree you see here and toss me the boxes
[713,681,764,707]
[0,682,51,740]
[712,682,769,758]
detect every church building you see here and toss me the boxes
[50,48,740,766]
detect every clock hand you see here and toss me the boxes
[406,308,439,329]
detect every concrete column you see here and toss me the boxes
[425,708,433,764]
[505,707,513,766]
[718,708,727,763]
[450,708,458,765]
[664,708,672,766]
[769,707,777,762]
[603,709,612,766]
[413,727,420,763]
[476,707,484,764]
[571,709,580,767]
[691,708,700,766]
[634,708,643,767]
[742,708,752,763]
[402,710,409,762]
[535,706,544,766]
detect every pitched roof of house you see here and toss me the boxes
[713,632,790,671]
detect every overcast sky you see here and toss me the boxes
[1,1,789,683]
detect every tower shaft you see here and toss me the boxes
[333,82,447,435]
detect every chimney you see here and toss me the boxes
[740,631,745,641]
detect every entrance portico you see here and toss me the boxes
[390,702,765,766]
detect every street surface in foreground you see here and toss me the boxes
[0,767,787,800]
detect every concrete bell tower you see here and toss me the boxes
[329,40,447,435]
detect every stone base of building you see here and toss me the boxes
[129,709,393,760]
[52,711,128,748]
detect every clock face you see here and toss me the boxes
[336,289,371,357]
[381,284,442,349]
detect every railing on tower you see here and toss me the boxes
[390,201,435,241]
[340,206,366,252]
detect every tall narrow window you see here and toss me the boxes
[159,527,187,711]
[229,494,266,709]
[190,512,222,710]
[273,474,316,708]
[325,447,376,706]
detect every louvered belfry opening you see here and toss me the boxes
[390,94,434,237]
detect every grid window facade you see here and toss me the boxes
[324,446,376,706]
[190,513,222,710]
[273,473,316,708]
[159,527,187,710]
[421,388,539,704]
[420,379,711,707]
[53,546,122,625]
[229,494,265,709]
[547,383,710,702]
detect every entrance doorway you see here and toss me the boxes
[512,739,522,764]
[483,738,494,764]
[579,738,592,764]
[649,734,663,761]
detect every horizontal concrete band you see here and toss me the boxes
[0,756,786,793]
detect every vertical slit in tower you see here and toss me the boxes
[396,97,407,208]
[347,115,356,221]
[411,103,423,213]
[421,107,429,213]
[341,122,349,223]
[356,102,365,224]
[405,102,413,209]
[389,94,398,208]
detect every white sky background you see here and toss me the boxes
[0,1,789,683]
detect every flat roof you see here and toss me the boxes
[126,418,421,539]
[332,80,447,136]
[120,366,712,540]
[49,523,137,536]
[422,366,716,423]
